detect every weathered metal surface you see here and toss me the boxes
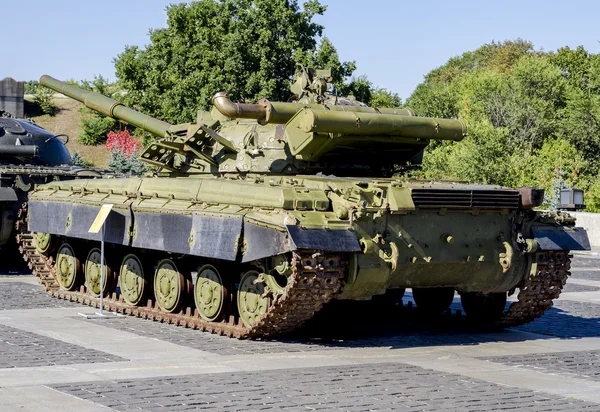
[242,220,290,262]
[287,225,361,252]
[28,200,130,245]
[132,212,242,260]
[533,226,591,251]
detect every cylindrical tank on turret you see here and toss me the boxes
[212,92,417,125]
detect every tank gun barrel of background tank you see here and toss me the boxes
[0,145,39,157]
[212,92,417,125]
[40,75,172,138]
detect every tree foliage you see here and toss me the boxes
[407,40,600,210]
[114,0,346,124]
[76,75,122,145]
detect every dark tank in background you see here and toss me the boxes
[0,111,99,253]
[19,69,591,339]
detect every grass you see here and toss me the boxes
[26,97,111,167]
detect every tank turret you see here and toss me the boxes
[0,113,71,167]
[0,111,76,248]
[40,70,466,177]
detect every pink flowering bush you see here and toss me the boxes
[105,130,147,175]
[105,130,139,156]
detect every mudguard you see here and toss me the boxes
[28,200,130,245]
[286,225,362,252]
[532,226,591,251]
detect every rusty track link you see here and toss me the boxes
[15,204,347,339]
[496,250,571,328]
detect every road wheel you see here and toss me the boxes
[412,287,455,315]
[55,243,82,291]
[237,270,271,328]
[460,292,507,323]
[154,259,185,313]
[119,253,148,306]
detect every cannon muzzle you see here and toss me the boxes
[40,75,172,138]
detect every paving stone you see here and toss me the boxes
[51,363,598,411]
[0,281,77,310]
[0,324,126,368]
[515,300,600,338]
[569,270,600,281]
[570,256,600,270]
[562,282,600,292]
[481,349,600,381]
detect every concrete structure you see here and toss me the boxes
[0,78,24,118]
[573,212,600,247]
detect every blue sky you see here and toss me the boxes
[5,0,600,100]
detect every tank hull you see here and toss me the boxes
[22,175,589,337]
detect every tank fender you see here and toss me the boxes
[27,200,131,245]
[532,225,590,251]
[286,225,362,252]
[241,219,290,262]
[131,211,242,261]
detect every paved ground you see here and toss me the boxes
[0,252,599,411]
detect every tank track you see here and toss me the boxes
[496,250,571,328]
[15,205,346,339]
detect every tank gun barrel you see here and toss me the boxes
[212,92,416,125]
[40,75,172,138]
[0,145,38,157]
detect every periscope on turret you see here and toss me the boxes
[17,68,590,339]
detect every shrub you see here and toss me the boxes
[34,86,57,116]
[107,149,147,175]
[70,152,93,167]
[106,130,139,156]
[78,116,116,145]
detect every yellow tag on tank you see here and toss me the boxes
[88,204,114,233]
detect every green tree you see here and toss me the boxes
[406,39,600,210]
[114,0,338,124]
[370,87,402,108]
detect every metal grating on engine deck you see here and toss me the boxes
[411,188,520,209]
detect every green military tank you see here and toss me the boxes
[18,69,590,338]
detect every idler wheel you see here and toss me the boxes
[34,232,56,255]
[460,292,507,323]
[55,243,82,291]
[237,270,271,328]
[119,254,148,306]
[153,259,185,313]
[412,287,455,315]
[194,264,229,322]
[84,248,115,298]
